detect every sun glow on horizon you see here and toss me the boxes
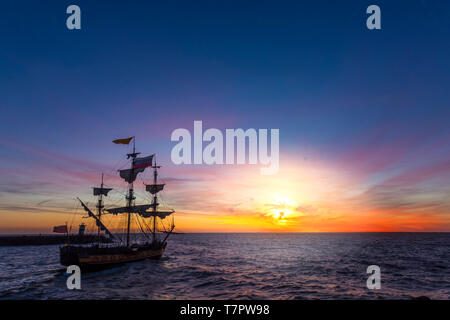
[0,152,449,233]
[263,195,302,226]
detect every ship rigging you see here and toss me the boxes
[60,137,175,270]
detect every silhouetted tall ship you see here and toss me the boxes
[60,137,175,270]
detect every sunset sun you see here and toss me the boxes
[265,196,300,226]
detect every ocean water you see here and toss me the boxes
[0,233,449,300]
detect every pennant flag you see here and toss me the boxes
[113,137,133,145]
[53,225,68,233]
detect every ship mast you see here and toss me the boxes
[92,173,113,243]
[126,138,139,247]
[96,173,104,242]
[107,136,172,245]
[144,157,175,244]
[152,159,161,243]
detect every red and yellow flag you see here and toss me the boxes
[113,137,133,145]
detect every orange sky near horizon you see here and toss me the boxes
[1,154,449,234]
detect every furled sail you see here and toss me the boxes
[93,187,113,196]
[118,154,154,183]
[119,168,145,183]
[106,204,153,215]
[145,184,165,194]
[139,210,174,219]
[77,198,115,239]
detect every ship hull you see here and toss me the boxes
[60,243,166,271]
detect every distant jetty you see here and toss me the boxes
[0,235,112,246]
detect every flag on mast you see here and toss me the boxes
[113,137,133,145]
[133,155,154,169]
[53,225,68,233]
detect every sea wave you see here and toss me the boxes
[0,233,449,300]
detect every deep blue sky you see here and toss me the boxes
[1,1,449,153]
